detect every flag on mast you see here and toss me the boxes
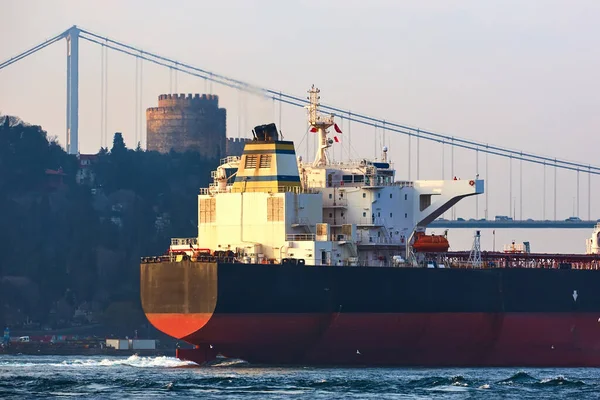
[334,123,342,133]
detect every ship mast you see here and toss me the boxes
[307,85,334,167]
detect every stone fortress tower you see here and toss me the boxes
[146,93,227,159]
[146,93,253,159]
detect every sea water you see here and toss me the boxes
[1,354,599,399]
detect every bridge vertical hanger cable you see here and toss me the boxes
[174,62,178,93]
[485,148,489,220]
[589,167,591,220]
[577,169,580,217]
[278,92,282,133]
[135,57,139,147]
[416,129,420,180]
[476,148,479,219]
[305,118,309,161]
[348,111,352,161]
[100,44,105,149]
[272,97,275,126]
[237,91,241,139]
[140,54,143,148]
[520,156,523,221]
[374,125,377,159]
[543,163,546,220]
[340,115,344,161]
[451,138,454,220]
[243,90,247,138]
[554,161,557,220]
[408,133,411,181]
[509,156,513,219]
[104,42,109,148]
[441,140,445,180]
[441,140,445,219]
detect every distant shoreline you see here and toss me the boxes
[0,347,175,357]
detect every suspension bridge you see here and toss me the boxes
[1,25,598,227]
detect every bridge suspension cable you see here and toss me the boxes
[2,26,600,176]
[0,30,66,70]
[74,27,600,175]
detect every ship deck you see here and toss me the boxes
[444,251,600,270]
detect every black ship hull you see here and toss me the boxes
[141,261,600,366]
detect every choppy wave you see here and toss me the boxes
[0,354,196,369]
[497,371,538,384]
[537,376,586,387]
[0,355,598,399]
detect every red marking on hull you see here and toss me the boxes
[145,313,212,340]
[152,312,600,366]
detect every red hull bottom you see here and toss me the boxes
[174,313,600,367]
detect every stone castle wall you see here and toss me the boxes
[225,137,253,157]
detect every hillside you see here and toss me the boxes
[0,115,217,336]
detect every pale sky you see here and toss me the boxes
[2,0,600,229]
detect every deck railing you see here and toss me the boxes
[170,237,198,246]
[286,233,316,241]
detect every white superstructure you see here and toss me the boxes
[586,223,600,254]
[173,86,484,267]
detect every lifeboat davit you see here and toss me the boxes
[412,232,450,253]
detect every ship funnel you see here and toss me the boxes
[252,123,279,142]
[232,122,300,193]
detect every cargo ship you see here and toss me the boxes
[141,86,600,367]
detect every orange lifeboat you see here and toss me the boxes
[412,232,450,253]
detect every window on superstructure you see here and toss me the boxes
[259,154,272,168]
[419,194,432,211]
[363,212,366,217]
[329,194,332,199]
[245,155,257,168]
[404,194,408,201]
[200,198,216,223]
[267,197,283,221]
[390,213,393,218]
[390,194,393,198]
[362,193,366,198]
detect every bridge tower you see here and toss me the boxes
[66,26,79,155]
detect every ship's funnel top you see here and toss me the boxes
[252,123,279,142]
[232,123,300,193]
